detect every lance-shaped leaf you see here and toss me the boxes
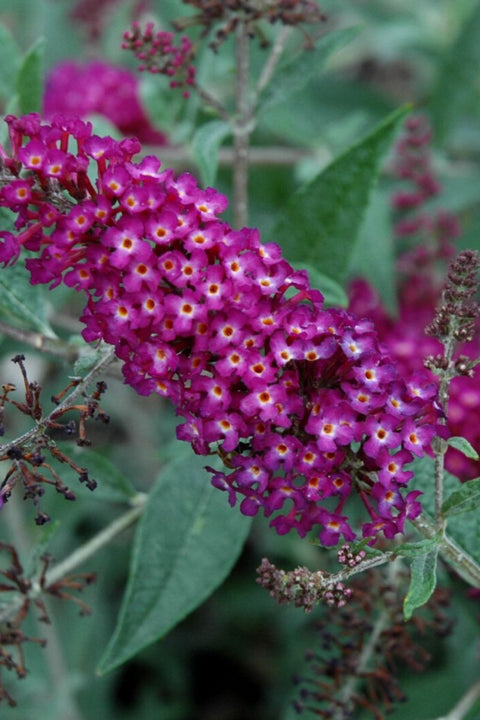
[0,253,56,337]
[447,436,480,460]
[268,106,408,284]
[17,38,45,115]
[98,449,252,674]
[403,548,438,621]
[393,535,441,558]
[0,24,21,101]
[257,26,360,113]
[442,477,480,517]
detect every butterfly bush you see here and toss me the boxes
[0,113,443,545]
[44,60,168,145]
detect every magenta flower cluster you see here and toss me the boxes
[0,113,442,545]
[44,60,168,145]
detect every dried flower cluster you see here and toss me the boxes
[173,0,327,50]
[294,570,453,719]
[44,60,168,145]
[0,543,95,706]
[0,355,107,523]
[0,113,443,545]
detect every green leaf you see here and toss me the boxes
[347,187,397,314]
[312,273,348,309]
[192,120,231,187]
[447,436,479,460]
[0,94,19,146]
[257,26,360,113]
[139,74,185,136]
[268,106,409,284]
[429,0,480,143]
[403,548,438,621]
[16,38,45,114]
[72,343,112,377]
[442,477,480,517]
[0,256,55,337]
[97,449,252,674]
[393,535,441,558]
[0,23,21,100]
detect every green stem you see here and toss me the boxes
[139,144,312,166]
[253,26,292,105]
[331,558,402,719]
[433,435,448,532]
[413,514,480,588]
[233,20,252,229]
[194,83,231,122]
[322,551,394,587]
[44,496,146,588]
[434,679,480,720]
[0,320,80,361]
[432,319,457,530]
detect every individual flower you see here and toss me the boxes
[0,112,444,546]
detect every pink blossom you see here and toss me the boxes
[0,113,445,546]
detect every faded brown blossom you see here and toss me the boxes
[0,544,96,706]
[0,355,109,523]
[293,570,453,719]
[173,0,326,50]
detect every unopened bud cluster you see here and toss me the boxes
[426,250,480,347]
[256,557,352,612]
[122,22,196,97]
[337,543,366,568]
